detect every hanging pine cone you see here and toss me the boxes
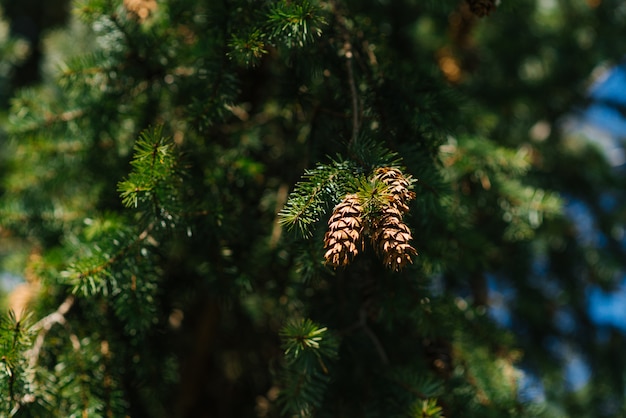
[323,194,364,268]
[370,204,417,271]
[466,0,497,17]
[373,167,416,213]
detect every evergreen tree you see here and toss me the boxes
[1,0,626,417]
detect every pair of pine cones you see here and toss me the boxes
[323,167,417,271]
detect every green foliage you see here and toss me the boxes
[0,312,33,414]
[441,135,562,242]
[117,126,183,216]
[266,0,327,48]
[228,29,269,68]
[278,159,356,237]
[278,318,339,417]
[227,0,327,67]
[410,398,444,418]
[280,319,337,359]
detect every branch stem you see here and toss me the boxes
[26,295,76,369]
[345,42,360,145]
[359,308,389,365]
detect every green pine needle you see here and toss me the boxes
[278,160,355,237]
[266,0,327,48]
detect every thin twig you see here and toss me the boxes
[345,42,360,145]
[330,0,361,146]
[270,183,290,248]
[391,377,429,400]
[26,295,76,369]
[359,308,389,365]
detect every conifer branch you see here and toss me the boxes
[8,104,88,136]
[65,223,155,296]
[59,54,115,81]
[279,161,354,237]
[278,319,338,416]
[44,109,86,126]
[118,127,184,217]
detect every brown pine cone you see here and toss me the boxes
[370,204,417,271]
[373,167,416,213]
[323,194,364,268]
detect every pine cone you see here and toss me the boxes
[373,167,416,213]
[324,194,364,268]
[466,0,497,17]
[370,204,417,271]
